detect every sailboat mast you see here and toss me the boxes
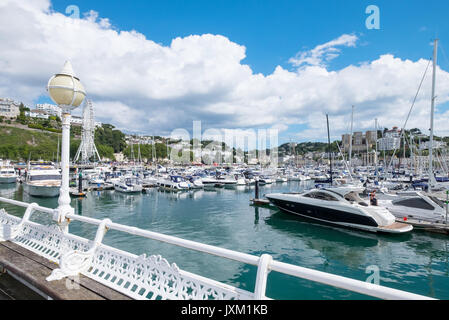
[349,106,354,174]
[326,114,333,185]
[429,39,438,188]
[375,118,378,177]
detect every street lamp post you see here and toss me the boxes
[47,61,86,231]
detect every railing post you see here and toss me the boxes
[47,218,111,282]
[52,207,71,234]
[254,254,272,300]
[1,202,38,241]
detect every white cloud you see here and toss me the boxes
[1,0,449,142]
[289,34,359,68]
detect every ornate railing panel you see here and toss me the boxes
[0,197,435,300]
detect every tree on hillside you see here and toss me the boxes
[95,124,126,153]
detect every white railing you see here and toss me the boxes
[0,196,435,300]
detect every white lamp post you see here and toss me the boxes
[47,61,86,231]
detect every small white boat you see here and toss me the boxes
[216,174,238,186]
[186,176,204,189]
[88,174,106,187]
[0,164,18,184]
[259,176,273,184]
[113,176,143,193]
[275,175,288,183]
[23,163,61,197]
[233,174,247,186]
[157,175,190,191]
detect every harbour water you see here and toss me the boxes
[1,181,448,300]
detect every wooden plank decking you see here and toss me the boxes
[0,241,131,300]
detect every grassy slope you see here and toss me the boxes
[0,125,80,161]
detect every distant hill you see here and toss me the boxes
[0,125,62,161]
[0,125,117,161]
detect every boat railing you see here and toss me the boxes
[0,196,435,300]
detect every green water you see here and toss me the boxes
[1,182,448,300]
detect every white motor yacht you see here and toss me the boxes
[233,174,247,186]
[186,176,204,189]
[266,187,413,234]
[275,175,288,183]
[258,176,273,184]
[113,176,143,193]
[378,191,449,232]
[0,163,18,184]
[157,175,190,191]
[216,174,238,186]
[23,162,61,197]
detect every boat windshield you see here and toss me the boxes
[29,175,61,181]
[0,170,15,174]
[304,191,339,201]
[429,196,445,209]
[125,178,136,186]
[344,192,368,206]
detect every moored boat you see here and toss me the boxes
[266,187,413,233]
[0,163,18,184]
[113,175,143,193]
[23,162,61,197]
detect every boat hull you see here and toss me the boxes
[0,176,17,184]
[23,183,60,198]
[267,196,379,228]
[114,185,143,193]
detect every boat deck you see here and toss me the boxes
[379,222,410,230]
[0,241,131,300]
[397,219,449,234]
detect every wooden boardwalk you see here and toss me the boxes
[0,241,131,300]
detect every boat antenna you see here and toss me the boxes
[326,114,333,185]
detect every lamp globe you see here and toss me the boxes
[47,61,86,111]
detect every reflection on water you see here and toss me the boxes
[1,182,448,299]
[0,184,16,198]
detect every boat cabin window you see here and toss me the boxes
[125,178,137,186]
[344,192,368,207]
[394,198,435,210]
[428,196,445,209]
[29,175,61,181]
[304,191,338,201]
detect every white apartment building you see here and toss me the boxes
[69,116,102,128]
[419,140,446,150]
[70,116,83,126]
[0,98,20,119]
[24,110,50,120]
[378,127,402,151]
[36,103,62,117]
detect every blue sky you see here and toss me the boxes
[6,0,449,146]
[49,0,449,74]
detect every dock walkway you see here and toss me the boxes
[0,241,130,300]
